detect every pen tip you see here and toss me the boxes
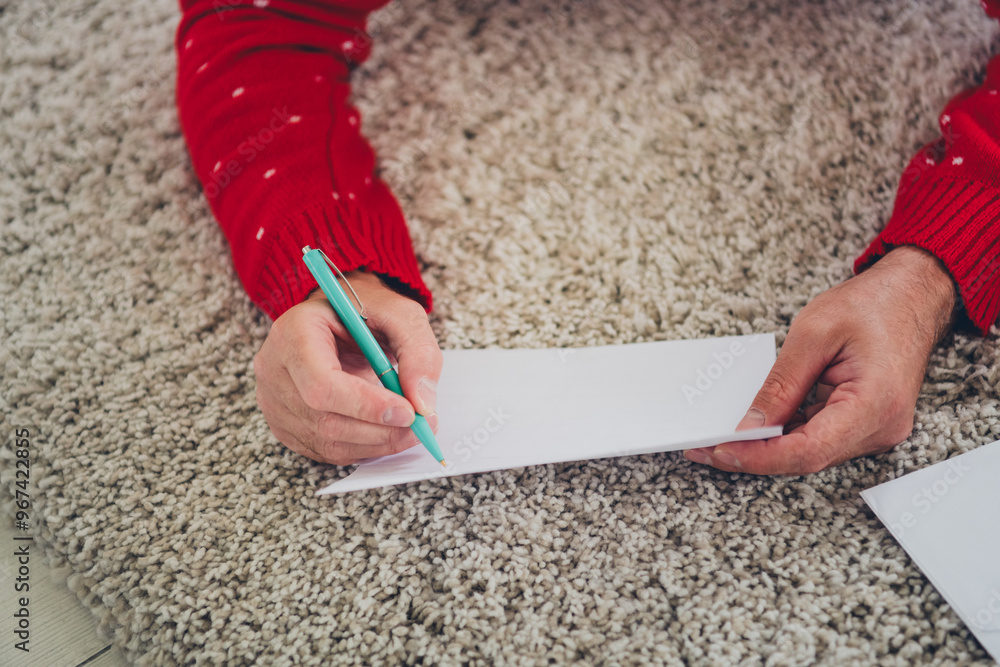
[440,460,448,468]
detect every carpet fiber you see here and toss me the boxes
[2,0,1000,663]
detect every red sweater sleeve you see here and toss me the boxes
[855,0,1000,335]
[175,0,432,319]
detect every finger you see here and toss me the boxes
[266,392,422,464]
[284,318,415,426]
[312,432,422,465]
[312,410,418,447]
[280,403,423,464]
[268,423,321,462]
[372,300,443,416]
[265,358,424,452]
[276,423,420,466]
[259,379,352,458]
[709,389,879,475]
[737,323,839,432]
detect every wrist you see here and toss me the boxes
[874,245,958,340]
[304,269,370,303]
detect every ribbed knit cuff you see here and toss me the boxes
[855,175,1000,335]
[250,186,432,319]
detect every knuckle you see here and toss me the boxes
[312,436,355,465]
[887,417,914,445]
[346,388,382,423]
[269,426,315,462]
[327,455,358,467]
[794,436,837,474]
[802,457,829,475]
[794,450,829,475]
[316,412,349,441]
[255,382,269,412]
[397,301,434,331]
[884,392,913,420]
[758,370,797,412]
[266,423,284,445]
[880,393,916,443]
[374,296,423,329]
[400,296,429,318]
[254,381,280,420]
[268,312,295,342]
[872,440,899,456]
[411,340,444,368]
[252,349,268,382]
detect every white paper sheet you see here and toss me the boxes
[319,334,782,494]
[861,440,1000,661]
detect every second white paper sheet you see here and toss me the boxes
[320,334,781,494]
[861,441,1000,661]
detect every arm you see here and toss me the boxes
[176,0,431,318]
[176,0,441,464]
[855,0,1000,335]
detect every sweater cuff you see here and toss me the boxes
[854,175,1000,335]
[249,186,432,319]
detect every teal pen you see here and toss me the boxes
[301,246,446,467]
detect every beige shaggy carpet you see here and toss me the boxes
[2,0,1000,663]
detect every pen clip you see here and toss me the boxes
[308,247,367,321]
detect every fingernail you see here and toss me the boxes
[417,378,437,415]
[684,449,712,465]
[427,412,440,434]
[383,406,414,427]
[712,449,741,469]
[737,407,766,431]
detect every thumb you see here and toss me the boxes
[738,326,836,431]
[712,386,880,475]
[715,389,874,475]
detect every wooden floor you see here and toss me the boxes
[0,520,129,667]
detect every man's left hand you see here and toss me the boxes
[684,245,957,475]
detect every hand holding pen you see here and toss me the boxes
[253,259,443,466]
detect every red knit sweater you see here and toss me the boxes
[176,0,1000,334]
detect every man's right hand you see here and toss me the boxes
[254,271,442,465]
